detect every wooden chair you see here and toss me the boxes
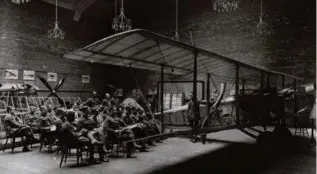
[112,138,126,157]
[2,133,25,153]
[108,133,126,157]
[2,124,33,153]
[57,133,90,167]
[39,130,57,153]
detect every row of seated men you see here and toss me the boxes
[4,94,162,163]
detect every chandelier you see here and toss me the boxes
[47,0,65,40]
[172,0,180,41]
[11,0,31,4]
[213,0,239,12]
[112,0,131,33]
[253,0,272,36]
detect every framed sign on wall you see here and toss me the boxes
[116,89,123,97]
[5,69,19,80]
[47,72,57,82]
[82,75,90,83]
[23,70,35,81]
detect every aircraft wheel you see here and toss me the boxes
[201,133,207,145]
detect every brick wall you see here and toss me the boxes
[127,0,315,83]
[0,0,315,101]
[0,1,162,99]
[0,1,200,100]
[0,2,92,95]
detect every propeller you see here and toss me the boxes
[37,75,67,106]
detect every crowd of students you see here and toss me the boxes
[3,92,162,164]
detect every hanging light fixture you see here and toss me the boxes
[213,0,239,12]
[172,0,180,41]
[112,0,131,33]
[253,0,272,36]
[11,0,31,4]
[47,0,65,40]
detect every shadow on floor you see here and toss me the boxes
[144,136,316,174]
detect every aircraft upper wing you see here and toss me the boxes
[64,29,302,85]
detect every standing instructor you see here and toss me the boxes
[188,91,200,143]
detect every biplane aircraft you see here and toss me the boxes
[0,83,40,114]
[64,29,310,150]
[0,76,82,113]
[0,83,39,96]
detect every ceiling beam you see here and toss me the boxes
[41,0,75,10]
[73,0,96,21]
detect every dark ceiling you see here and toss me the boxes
[3,0,315,82]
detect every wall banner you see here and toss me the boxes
[82,75,90,83]
[23,70,35,81]
[47,72,57,82]
[5,69,19,80]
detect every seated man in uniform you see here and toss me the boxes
[62,111,109,163]
[25,106,41,132]
[4,107,37,152]
[122,106,135,126]
[55,108,67,123]
[76,106,110,160]
[47,104,56,117]
[84,91,101,108]
[91,108,103,127]
[141,111,162,144]
[39,106,54,132]
[102,107,141,158]
[76,106,102,145]
[113,107,149,151]
[38,106,60,147]
[144,112,161,136]
[61,111,90,145]
[47,105,63,131]
[130,107,139,123]
[126,108,153,148]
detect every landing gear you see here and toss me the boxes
[256,125,293,154]
[256,131,275,154]
[201,133,207,145]
[309,120,316,146]
[272,125,293,151]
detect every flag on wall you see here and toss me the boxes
[82,75,90,83]
[47,72,57,82]
[5,69,19,80]
[23,70,35,81]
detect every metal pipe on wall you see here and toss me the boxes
[160,64,164,132]
[235,64,240,124]
[293,78,298,114]
[261,72,264,91]
[206,73,210,117]
[193,51,197,119]
[267,73,270,88]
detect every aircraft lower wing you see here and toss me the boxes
[153,98,235,116]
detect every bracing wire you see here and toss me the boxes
[55,0,58,23]
[155,40,182,95]
[120,58,162,133]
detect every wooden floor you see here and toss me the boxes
[0,127,315,174]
